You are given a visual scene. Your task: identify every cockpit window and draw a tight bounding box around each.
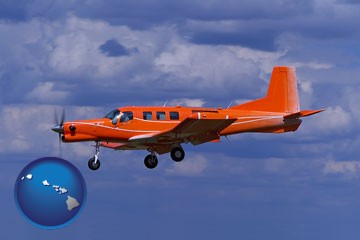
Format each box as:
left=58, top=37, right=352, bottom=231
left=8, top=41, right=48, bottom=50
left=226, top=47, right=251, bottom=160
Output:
left=120, top=111, right=133, bottom=122
left=104, top=109, right=120, bottom=125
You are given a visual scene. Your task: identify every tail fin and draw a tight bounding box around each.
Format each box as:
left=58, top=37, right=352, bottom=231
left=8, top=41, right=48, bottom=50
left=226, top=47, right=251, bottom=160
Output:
left=231, top=66, right=300, bottom=113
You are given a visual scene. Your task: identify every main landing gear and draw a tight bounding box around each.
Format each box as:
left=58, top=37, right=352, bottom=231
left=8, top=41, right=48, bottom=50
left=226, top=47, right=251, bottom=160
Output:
left=144, top=154, right=158, bottom=169
left=143, top=146, right=185, bottom=169
left=88, top=141, right=101, bottom=171
left=170, top=147, right=185, bottom=162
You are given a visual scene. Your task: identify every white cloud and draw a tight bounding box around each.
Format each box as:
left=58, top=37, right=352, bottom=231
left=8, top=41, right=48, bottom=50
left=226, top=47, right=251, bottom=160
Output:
left=47, top=16, right=136, bottom=79
left=299, top=80, right=313, bottom=95
left=167, top=98, right=205, bottom=107
left=0, top=15, right=356, bottom=172
left=290, top=61, right=333, bottom=70
left=0, top=15, right=292, bottom=107
left=165, top=154, right=207, bottom=176
left=233, top=99, right=253, bottom=105
left=154, top=43, right=283, bottom=91
left=323, top=160, right=360, bottom=178
left=300, top=106, right=351, bottom=135
left=0, top=104, right=104, bottom=154
left=26, top=82, right=69, bottom=103
left=345, top=87, right=360, bottom=126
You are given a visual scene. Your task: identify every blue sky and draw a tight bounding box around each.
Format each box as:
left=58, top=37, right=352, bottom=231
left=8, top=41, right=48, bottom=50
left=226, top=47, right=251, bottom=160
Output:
left=1, top=0, right=360, bottom=239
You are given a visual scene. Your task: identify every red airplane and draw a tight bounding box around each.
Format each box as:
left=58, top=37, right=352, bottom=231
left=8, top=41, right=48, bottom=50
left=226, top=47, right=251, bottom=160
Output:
left=52, top=66, right=324, bottom=170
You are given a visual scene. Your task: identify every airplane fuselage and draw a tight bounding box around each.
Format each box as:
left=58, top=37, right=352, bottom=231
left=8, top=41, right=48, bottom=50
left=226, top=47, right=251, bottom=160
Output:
left=62, top=106, right=301, bottom=144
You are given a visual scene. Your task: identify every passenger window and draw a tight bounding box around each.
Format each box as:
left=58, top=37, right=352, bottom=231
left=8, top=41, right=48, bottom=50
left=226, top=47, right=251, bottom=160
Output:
left=170, top=111, right=179, bottom=120
left=156, top=112, right=166, bottom=120
left=120, top=111, right=133, bottom=122
left=143, top=112, right=152, bottom=120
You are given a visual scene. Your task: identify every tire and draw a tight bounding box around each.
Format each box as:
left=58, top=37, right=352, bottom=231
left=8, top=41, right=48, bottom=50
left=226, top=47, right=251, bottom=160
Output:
left=88, top=157, right=101, bottom=170
left=171, top=147, right=185, bottom=162
left=144, top=154, right=158, bottom=169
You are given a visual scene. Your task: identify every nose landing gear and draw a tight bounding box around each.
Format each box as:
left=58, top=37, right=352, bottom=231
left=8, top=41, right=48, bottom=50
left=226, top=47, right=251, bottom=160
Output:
left=88, top=141, right=101, bottom=171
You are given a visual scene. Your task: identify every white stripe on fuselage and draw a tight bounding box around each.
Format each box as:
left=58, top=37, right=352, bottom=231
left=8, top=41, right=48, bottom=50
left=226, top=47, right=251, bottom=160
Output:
left=232, top=116, right=283, bottom=125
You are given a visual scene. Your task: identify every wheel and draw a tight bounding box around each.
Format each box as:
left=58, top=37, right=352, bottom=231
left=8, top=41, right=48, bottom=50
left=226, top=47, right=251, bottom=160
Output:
left=88, top=157, right=101, bottom=170
left=144, top=154, right=158, bottom=169
left=170, top=147, right=185, bottom=162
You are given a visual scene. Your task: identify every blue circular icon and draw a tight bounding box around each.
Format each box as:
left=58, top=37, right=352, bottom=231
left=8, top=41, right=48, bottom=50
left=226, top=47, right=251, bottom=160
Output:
left=14, top=157, right=87, bottom=229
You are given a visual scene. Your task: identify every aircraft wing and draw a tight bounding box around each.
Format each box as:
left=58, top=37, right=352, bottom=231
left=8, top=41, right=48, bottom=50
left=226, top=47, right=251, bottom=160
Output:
left=100, top=112, right=237, bottom=152
left=169, top=112, right=237, bottom=145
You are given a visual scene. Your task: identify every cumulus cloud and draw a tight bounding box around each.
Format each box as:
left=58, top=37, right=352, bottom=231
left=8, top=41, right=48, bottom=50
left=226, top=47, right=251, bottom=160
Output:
left=26, top=82, right=69, bottom=103
left=0, top=15, right=293, bottom=108
left=154, top=42, right=284, bottom=99
left=345, top=87, right=360, bottom=126
left=0, top=104, right=104, bottom=155
left=167, top=98, right=205, bottom=107
left=0, top=7, right=358, bottom=176
left=299, top=106, right=351, bottom=136
left=299, top=80, right=313, bottom=95
left=323, top=160, right=360, bottom=178
left=290, top=61, right=333, bottom=70
left=165, top=154, right=207, bottom=176
left=0, top=15, right=293, bottom=159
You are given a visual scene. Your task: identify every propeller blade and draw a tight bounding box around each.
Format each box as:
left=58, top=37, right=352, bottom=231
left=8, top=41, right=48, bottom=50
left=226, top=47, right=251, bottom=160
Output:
left=53, top=108, right=66, bottom=158
left=60, top=108, right=65, bottom=126
left=54, top=108, right=66, bottom=127
left=54, top=110, right=59, bottom=126
left=58, top=134, right=62, bottom=157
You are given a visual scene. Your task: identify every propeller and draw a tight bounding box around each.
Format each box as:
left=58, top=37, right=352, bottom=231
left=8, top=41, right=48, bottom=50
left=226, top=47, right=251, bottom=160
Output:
left=52, top=109, right=65, bottom=157
left=52, top=109, right=65, bottom=135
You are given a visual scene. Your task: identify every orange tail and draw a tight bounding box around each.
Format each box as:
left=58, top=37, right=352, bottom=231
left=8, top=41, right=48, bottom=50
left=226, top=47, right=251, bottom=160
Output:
left=231, top=66, right=300, bottom=113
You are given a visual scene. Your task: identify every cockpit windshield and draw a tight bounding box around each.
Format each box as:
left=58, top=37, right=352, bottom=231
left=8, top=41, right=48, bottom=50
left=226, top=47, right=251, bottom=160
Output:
left=104, top=109, right=120, bottom=125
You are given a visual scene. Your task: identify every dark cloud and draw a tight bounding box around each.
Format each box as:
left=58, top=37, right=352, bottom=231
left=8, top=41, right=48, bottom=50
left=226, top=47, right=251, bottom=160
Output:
left=99, top=39, right=138, bottom=57
left=74, top=0, right=314, bottom=26
left=99, top=39, right=130, bottom=57
left=336, top=0, right=360, bottom=4
left=190, top=31, right=278, bottom=51
left=0, top=0, right=314, bottom=24
left=1, top=0, right=359, bottom=52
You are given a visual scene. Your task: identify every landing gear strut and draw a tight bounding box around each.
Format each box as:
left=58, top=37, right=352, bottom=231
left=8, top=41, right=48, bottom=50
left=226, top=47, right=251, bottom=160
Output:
left=88, top=141, right=101, bottom=170
left=144, top=153, right=158, bottom=169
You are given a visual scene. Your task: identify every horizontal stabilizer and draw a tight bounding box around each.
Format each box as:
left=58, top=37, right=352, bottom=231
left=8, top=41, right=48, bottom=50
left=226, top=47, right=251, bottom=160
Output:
left=284, top=109, right=325, bottom=119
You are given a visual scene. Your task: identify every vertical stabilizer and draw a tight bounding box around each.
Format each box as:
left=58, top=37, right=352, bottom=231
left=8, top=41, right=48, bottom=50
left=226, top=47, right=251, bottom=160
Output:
left=231, top=66, right=300, bottom=113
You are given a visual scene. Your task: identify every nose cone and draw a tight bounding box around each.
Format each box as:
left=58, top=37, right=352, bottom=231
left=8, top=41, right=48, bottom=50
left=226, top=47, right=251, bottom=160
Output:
left=52, top=125, right=64, bottom=134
